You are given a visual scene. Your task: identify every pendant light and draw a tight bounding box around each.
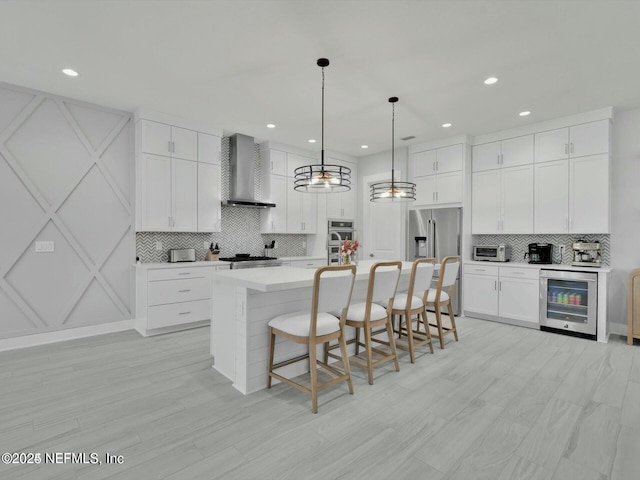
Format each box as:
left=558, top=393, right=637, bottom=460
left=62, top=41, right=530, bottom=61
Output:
left=294, top=58, right=351, bottom=192
left=370, top=97, right=416, bottom=202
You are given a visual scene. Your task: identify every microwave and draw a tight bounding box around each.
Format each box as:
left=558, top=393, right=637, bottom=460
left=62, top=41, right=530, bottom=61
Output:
left=473, top=245, right=511, bottom=262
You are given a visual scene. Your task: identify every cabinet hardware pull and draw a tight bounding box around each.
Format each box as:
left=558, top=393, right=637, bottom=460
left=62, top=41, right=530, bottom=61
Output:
left=499, top=281, right=502, bottom=291
left=271, top=161, right=273, bottom=171
left=513, top=272, right=524, bottom=275
left=565, top=143, right=568, bottom=154
left=178, top=289, right=191, bottom=292
left=178, top=272, right=191, bottom=275
left=178, top=311, right=191, bottom=315
left=168, top=141, right=171, bottom=153
left=476, top=268, right=486, bottom=271
left=172, top=141, right=176, bottom=153
left=570, top=142, right=574, bottom=154
left=494, top=280, right=497, bottom=290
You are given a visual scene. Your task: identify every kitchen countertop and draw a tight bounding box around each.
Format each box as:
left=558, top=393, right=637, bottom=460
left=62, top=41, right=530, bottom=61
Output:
left=134, top=261, right=231, bottom=269
left=464, top=260, right=612, bottom=273
left=278, top=256, right=326, bottom=261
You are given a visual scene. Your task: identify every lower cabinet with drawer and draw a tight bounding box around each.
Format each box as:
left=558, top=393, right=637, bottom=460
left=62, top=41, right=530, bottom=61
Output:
left=463, top=263, right=539, bottom=328
left=289, top=258, right=327, bottom=269
left=135, top=263, right=230, bottom=336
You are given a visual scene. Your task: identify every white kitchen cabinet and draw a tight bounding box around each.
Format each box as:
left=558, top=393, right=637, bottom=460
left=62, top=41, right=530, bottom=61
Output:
left=472, top=135, right=533, bottom=172
left=139, top=154, right=197, bottom=231
left=286, top=177, right=317, bottom=233
left=135, top=263, right=230, bottom=336
left=198, top=133, right=221, bottom=165
left=535, top=154, right=609, bottom=233
left=290, top=258, right=327, bottom=269
left=197, top=163, right=221, bottom=232
left=266, top=149, right=287, bottom=176
left=534, top=119, right=610, bottom=163
left=472, top=165, right=533, bottom=234
left=140, top=120, right=197, bottom=161
left=261, top=174, right=287, bottom=233
left=464, top=264, right=539, bottom=327
left=326, top=159, right=357, bottom=219
left=410, top=144, right=463, bottom=208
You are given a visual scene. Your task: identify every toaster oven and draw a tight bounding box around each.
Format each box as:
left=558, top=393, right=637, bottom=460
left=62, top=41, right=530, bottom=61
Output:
left=473, top=245, right=511, bottom=262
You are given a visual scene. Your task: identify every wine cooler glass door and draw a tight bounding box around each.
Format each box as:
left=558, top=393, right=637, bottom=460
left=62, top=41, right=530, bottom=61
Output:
left=540, top=270, right=597, bottom=336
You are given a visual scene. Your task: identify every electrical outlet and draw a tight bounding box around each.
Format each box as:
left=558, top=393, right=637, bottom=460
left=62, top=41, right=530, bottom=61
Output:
left=35, top=241, right=54, bottom=252
left=204, top=241, right=210, bottom=249
left=302, top=240, right=306, bottom=248
left=155, top=241, right=162, bottom=251
left=559, top=245, right=565, bottom=258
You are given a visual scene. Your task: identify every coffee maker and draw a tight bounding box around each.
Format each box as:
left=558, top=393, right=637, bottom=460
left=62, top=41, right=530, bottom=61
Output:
left=571, top=241, right=602, bottom=267
left=526, top=243, right=553, bottom=264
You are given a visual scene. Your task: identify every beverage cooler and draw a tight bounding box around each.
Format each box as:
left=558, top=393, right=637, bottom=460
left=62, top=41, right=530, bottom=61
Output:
left=540, top=269, right=598, bottom=338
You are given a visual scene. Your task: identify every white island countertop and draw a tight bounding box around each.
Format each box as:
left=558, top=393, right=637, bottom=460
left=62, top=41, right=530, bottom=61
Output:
left=464, top=260, right=612, bottom=273
left=212, top=260, right=419, bottom=293
left=135, top=260, right=231, bottom=269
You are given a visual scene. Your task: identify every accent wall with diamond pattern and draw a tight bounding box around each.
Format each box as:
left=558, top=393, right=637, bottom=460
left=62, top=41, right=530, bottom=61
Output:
left=0, top=83, right=134, bottom=339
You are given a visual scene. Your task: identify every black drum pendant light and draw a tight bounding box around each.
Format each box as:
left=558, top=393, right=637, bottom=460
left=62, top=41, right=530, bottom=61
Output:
left=294, top=58, right=351, bottom=192
left=370, top=97, right=416, bottom=202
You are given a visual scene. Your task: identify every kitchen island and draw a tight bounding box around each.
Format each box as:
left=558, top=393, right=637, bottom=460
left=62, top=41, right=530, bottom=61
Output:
left=210, top=261, right=421, bottom=394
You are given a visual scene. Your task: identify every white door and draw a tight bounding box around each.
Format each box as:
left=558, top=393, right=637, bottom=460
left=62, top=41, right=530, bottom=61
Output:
left=301, top=192, right=317, bottom=234
left=472, top=141, right=501, bottom=172
left=269, top=175, right=288, bottom=233
left=570, top=155, right=609, bottom=233
left=501, top=135, right=534, bottom=168
left=411, top=149, right=437, bottom=177
left=171, top=158, right=198, bottom=231
left=341, top=187, right=357, bottom=220
left=570, top=120, right=610, bottom=158
left=287, top=177, right=304, bottom=233
left=463, top=273, right=499, bottom=316
left=414, top=175, right=437, bottom=207
left=170, top=126, right=198, bottom=161
left=197, top=133, right=221, bottom=165
left=535, top=127, right=569, bottom=163
left=141, top=120, right=171, bottom=157
left=471, top=170, right=500, bottom=234
left=501, top=165, right=534, bottom=233
left=535, top=159, right=569, bottom=233
left=498, top=277, right=539, bottom=324
left=197, top=163, right=221, bottom=232
left=435, top=171, right=462, bottom=204
left=363, top=173, right=405, bottom=261
left=436, top=144, right=463, bottom=173
left=142, top=154, right=171, bottom=230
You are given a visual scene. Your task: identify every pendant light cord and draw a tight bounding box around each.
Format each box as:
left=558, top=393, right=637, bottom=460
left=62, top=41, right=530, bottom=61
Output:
left=391, top=100, right=395, bottom=188
left=321, top=66, right=325, bottom=170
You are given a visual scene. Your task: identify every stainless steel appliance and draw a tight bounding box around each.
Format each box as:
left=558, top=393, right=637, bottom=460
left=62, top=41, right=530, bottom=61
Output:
left=571, top=241, right=602, bottom=267
left=327, top=219, right=356, bottom=265
left=407, top=208, right=461, bottom=314
left=169, top=248, right=196, bottom=263
left=525, top=243, right=553, bottom=264
left=540, top=269, right=597, bottom=338
left=218, top=255, right=283, bottom=269
left=473, top=244, right=511, bottom=262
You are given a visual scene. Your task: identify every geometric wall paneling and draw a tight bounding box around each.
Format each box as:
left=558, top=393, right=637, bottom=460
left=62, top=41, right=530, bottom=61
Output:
left=0, top=285, right=38, bottom=334
left=5, top=220, right=91, bottom=327
left=0, top=86, right=35, bottom=133
left=100, top=227, right=134, bottom=311
left=0, top=83, right=134, bottom=339
left=0, top=151, right=46, bottom=273
left=4, top=97, right=93, bottom=207
left=64, top=278, right=126, bottom=326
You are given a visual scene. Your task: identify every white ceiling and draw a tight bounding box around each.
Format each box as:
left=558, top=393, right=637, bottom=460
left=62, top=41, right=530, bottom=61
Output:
left=1, top=0, right=639, bottom=157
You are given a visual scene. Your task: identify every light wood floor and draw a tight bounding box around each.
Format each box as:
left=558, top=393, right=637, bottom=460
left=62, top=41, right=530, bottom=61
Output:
left=1, top=316, right=639, bottom=480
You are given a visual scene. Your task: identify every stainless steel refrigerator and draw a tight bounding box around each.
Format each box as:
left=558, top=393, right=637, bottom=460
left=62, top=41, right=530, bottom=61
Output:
left=407, top=207, right=461, bottom=315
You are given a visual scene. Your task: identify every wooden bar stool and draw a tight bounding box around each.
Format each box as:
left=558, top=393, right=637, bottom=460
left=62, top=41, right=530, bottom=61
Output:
left=327, top=261, right=402, bottom=385
left=426, top=256, right=461, bottom=349
left=391, top=258, right=436, bottom=363
left=267, top=265, right=357, bottom=414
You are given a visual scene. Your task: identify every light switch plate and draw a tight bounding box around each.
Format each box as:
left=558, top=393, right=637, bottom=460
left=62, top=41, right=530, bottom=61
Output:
left=35, top=241, right=54, bottom=252
left=155, top=241, right=162, bottom=251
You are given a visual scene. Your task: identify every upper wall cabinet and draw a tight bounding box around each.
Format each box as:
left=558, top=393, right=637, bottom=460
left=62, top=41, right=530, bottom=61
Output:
left=535, top=119, right=610, bottom=163
left=472, top=135, right=534, bottom=172
left=136, top=114, right=222, bottom=232
left=325, top=157, right=357, bottom=220
left=141, top=120, right=198, bottom=161
left=410, top=143, right=463, bottom=208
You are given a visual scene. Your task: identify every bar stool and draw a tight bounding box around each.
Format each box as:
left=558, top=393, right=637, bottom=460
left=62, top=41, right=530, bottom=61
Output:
left=391, top=258, right=436, bottom=363
left=327, top=261, right=402, bottom=385
left=267, top=265, right=357, bottom=414
left=426, top=256, right=461, bottom=349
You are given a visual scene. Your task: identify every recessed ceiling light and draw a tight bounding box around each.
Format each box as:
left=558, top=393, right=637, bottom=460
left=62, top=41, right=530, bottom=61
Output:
left=519, top=111, right=531, bottom=117
left=266, top=123, right=276, bottom=128
left=361, top=145, right=369, bottom=149
left=442, top=123, right=452, bottom=128
left=308, top=139, right=316, bottom=143
left=62, top=68, right=79, bottom=77
left=484, top=76, right=498, bottom=85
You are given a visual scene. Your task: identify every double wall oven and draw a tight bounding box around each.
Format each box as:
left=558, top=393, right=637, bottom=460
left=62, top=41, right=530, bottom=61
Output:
left=540, top=269, right=598, bottom=338
left=327, top=219, right=356, bottom=266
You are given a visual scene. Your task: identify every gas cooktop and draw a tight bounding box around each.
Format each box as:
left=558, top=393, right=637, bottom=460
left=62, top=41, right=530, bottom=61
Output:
left=219, top=256, right=278, bottom=262
left=219, top=256, right=282, bottom=269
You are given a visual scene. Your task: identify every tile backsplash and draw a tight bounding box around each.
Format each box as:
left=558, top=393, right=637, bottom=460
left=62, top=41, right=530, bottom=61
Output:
left=136, top=137, right=306, bottom=263
left=473, top=234, right=610, bottom=265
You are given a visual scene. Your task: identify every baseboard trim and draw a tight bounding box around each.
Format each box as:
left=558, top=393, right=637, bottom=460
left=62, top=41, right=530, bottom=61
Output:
left=0, top=320, right=136, bottom=352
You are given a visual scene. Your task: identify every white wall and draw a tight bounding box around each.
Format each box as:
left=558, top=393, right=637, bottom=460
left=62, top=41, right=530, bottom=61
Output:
left=0, top=83, right=134, bottom=339
left=609, top=108, right=640, bottom=329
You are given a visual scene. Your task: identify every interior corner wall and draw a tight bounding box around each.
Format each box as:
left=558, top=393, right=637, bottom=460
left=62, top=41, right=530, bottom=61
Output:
left=0, top=83, right=134, bottom=339
left=609, top=107, right=640, bottom=328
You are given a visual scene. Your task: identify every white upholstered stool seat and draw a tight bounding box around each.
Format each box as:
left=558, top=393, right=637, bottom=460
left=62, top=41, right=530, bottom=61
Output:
left=426, top=289, right=449, bottom=303
left=426, top=256, right=461, bottom=349
left=391, top=293, right=424, bottom=311
left=335, top=302, right=388, bottom=322
left=267, top=265, right=357, bottom=414
left=269, top=311, right=340, bottom=337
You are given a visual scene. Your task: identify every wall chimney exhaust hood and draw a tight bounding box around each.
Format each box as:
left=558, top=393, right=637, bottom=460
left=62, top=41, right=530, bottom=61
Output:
left=222, top=133, right=275, bottom=208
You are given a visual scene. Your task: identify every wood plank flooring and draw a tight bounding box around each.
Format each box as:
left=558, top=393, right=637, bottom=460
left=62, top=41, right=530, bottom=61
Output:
left=0, top=316, right=638, bottom=480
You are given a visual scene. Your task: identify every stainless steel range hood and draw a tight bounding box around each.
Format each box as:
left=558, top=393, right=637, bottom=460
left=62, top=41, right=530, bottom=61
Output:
left=222, top=133, right=275, bottom=208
